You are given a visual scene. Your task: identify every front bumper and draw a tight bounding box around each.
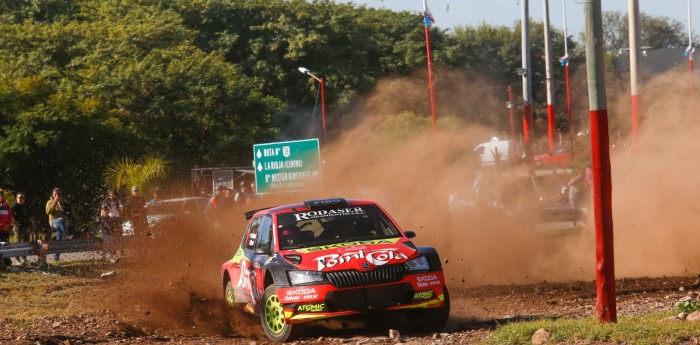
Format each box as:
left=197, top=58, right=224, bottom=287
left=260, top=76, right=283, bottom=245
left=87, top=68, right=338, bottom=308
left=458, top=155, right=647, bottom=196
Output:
left=276, top=271, right=447, bottom=323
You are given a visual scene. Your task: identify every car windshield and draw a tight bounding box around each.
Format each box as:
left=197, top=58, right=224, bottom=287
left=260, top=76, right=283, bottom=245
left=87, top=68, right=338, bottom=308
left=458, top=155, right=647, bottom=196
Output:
left=275, top=204, right=401, bottom=249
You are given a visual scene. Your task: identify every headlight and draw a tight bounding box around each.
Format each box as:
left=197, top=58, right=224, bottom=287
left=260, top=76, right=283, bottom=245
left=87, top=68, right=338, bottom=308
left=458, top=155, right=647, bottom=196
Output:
left=406, top=256, right=430, bottom=271
left=288, top=270, right=325, bottom=285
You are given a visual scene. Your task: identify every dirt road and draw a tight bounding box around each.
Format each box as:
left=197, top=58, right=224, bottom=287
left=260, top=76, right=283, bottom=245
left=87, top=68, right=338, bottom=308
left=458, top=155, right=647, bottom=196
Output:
left=2, top=268, right=697, bottom=344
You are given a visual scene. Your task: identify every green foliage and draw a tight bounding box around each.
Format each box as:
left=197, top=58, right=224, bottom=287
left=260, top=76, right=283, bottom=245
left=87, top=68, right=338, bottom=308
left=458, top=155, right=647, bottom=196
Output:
left=486, top=313, right=700, bottom=345
left=375, top=111, right=462, bottom=142
left=0, top=0, right=693, bottom=229
left=677, top=300, right=700, bottom=314
left=102, top=155, right=169, bottom=194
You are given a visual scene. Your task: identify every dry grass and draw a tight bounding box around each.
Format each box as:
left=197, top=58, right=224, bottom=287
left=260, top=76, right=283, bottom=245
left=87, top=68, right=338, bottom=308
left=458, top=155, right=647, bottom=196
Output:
left=0, top=260, right=113, bottom=327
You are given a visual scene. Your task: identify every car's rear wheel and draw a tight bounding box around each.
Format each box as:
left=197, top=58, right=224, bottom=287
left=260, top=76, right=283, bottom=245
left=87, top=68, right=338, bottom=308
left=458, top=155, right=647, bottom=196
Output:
left=260, top=285, right=298, bottom=342
left=404, top=286, right=450, bottom=333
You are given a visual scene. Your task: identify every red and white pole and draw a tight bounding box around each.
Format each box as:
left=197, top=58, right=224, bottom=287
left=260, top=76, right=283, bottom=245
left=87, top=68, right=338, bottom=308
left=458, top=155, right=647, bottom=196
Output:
left=320, top=77, right=327, bottom=140
left=543, top=0, right=555, bottom=151
left=423, top=1, right=437, bottom=134
left=585, top=0, right=617, bottom=323
left=628, top=0, right=641, bottom=146
left=561, top=0, right=574, bottom=151
left=521, top=0, right=534, bottom=152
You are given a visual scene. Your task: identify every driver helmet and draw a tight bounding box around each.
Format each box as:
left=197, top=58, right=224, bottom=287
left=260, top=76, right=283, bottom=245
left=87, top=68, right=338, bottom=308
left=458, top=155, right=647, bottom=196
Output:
left=279, top=224, right=300, bottom=246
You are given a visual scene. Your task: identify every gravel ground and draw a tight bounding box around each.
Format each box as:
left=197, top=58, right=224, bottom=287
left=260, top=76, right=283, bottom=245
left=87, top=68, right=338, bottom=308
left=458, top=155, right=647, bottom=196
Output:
left=2, top=269, right=699, bottom=345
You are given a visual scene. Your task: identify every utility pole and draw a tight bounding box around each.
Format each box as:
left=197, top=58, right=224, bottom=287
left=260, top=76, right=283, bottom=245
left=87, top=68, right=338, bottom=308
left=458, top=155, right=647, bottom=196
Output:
left=521, top=0, right=534, bottom=155
left=628, top=0, right=641, bottom=146
left=585, top=0, right=617, bottom=323
left=688, top=0, right=695, bottom=127
left=543, top=0, right=555, bottom=151
left=561, top=0, right=574, bottom=151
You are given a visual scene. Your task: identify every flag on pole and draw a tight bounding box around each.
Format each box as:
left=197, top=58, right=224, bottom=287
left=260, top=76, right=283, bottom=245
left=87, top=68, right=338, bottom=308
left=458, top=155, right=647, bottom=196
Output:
left=559, top=53, right=569, bottom=67
left=684, top=45, right=695, bottom=57
left=423, top=0, right=435, bottom=27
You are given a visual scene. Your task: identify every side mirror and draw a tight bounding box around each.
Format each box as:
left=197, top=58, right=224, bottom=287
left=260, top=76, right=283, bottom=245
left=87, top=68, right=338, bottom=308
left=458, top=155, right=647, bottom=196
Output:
left=404, top=230, right=416, bottom=239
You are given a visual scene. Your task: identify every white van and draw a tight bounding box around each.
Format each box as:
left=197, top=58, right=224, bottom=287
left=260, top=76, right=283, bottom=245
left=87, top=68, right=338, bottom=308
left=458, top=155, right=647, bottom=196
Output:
left=473, top=137, right=517, bottom=166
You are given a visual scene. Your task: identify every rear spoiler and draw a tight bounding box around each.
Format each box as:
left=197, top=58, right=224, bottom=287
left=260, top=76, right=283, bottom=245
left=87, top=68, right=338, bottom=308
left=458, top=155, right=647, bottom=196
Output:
left=244, top=207, right=272, bottom=221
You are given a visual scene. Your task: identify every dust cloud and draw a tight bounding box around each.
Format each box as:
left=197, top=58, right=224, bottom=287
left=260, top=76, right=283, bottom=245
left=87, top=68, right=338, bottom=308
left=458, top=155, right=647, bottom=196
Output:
left=102, top=67, right=699, bottom=333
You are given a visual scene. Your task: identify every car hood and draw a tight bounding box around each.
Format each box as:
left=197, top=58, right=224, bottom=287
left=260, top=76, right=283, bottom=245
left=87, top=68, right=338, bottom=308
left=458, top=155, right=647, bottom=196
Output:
left=280, top=238, right=419, bottom=272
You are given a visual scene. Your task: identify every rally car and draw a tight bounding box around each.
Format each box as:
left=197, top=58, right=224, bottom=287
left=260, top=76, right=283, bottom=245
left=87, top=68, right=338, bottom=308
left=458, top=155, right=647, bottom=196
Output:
left=220, top=198, right=449, bottom=342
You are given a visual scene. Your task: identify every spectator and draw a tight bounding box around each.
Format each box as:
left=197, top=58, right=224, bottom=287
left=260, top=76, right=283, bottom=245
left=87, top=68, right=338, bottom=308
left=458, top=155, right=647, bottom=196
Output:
left=249, top=182, right=260, bottom=201
left=46, top=187, right=69, bottom=261
left=234, top=181, right=252, bottom=205
left=210, top=185, right=226, bottom=209
left=219, top=188, right=235, bottom=211
left=97, top=205, right=119, bottom=260
left=124, top=186, right=147, bottom=236
left=146, top=190, right=160, bottom=208
left=11, top=192, right=33, bottom=264
left=0, top=189, right=13, bottom=244
left=566, top=171, right=585, bottom=209
left=101, top=189, right=123, bottom=222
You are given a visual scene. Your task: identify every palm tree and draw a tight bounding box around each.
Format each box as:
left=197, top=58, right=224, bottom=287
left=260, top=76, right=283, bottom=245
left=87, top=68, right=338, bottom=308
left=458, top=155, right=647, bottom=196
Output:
left=102, top=156, right=169, bottom=194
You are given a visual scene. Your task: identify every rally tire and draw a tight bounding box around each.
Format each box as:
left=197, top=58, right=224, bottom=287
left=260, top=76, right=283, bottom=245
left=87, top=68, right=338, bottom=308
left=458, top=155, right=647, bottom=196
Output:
left=404, top=286, right=450, bottom=333
left=224, top=280, right=236, bottom=308
left=260, top=285, right=298, bottom=342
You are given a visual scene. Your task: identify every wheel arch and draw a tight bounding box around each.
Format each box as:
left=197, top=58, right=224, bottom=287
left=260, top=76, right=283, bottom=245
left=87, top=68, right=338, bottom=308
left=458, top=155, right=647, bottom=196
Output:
left=417, top=246, right=443, bottom=271
left=222, top=270, right=232, bottom=291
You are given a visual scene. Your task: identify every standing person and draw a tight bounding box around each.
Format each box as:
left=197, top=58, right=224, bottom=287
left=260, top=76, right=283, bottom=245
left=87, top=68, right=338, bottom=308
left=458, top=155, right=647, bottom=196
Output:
left=210, top=185, right=226, bottom=209
left=566, top=172, right=583, bottom=209
left=11, top=192, right=33, bottom=264
left=46, top=188, right=69, bottom=261
left=124, top=186, right=147, bottom=236
left=234, top=181, right=251, bottom=205
left=0, top=189, right=13, bottom=244
left=249, top=182, right=259, bottom=201
left=219, top=188, right=235, bottom=211
left=146, top=190, right=160, bottom=208
left=97, top=206, right=119, bottom=260
left=101, top=189, right=123, bottom=222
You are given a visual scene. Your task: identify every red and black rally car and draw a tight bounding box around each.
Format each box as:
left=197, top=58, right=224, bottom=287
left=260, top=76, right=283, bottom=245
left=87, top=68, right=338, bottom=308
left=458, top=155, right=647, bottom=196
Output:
left=220, top=198, right=449, bottom=342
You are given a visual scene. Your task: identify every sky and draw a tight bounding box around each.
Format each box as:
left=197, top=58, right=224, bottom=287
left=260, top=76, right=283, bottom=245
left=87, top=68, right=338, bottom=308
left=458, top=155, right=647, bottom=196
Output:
left=335, top=0, right=697, bottom=38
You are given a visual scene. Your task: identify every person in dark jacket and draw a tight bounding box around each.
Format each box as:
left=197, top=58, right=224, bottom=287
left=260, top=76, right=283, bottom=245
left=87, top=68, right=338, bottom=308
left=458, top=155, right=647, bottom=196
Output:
left=123, top=186, right=147, bottom=236
left=12, top=192, right=33, bottom=264
left=0, top=189, right=13, bottom=244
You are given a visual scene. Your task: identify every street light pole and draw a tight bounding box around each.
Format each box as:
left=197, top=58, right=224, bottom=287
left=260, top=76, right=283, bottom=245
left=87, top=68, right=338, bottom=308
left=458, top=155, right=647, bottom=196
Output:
left=298, top=67, right=326, bottom=140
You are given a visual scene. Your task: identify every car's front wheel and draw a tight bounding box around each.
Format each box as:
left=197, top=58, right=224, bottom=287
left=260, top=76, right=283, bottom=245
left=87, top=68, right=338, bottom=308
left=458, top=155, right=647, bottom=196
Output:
left=404, top=286, right=450, bottom=333
left=224, top=280, right=236, bottom=308
left=260, top=285, right=298, bottom=342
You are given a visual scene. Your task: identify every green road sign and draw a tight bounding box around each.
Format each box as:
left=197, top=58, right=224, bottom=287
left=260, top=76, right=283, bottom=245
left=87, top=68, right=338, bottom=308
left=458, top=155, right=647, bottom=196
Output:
left=253, top=139, right=322, bottom=194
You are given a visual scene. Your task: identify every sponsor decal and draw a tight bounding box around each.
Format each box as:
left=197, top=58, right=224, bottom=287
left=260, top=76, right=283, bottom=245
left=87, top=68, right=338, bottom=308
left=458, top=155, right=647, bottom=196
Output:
left=281, top=287, right=320, bottom=302
left=293, top=207, right=366, bottom=221
left=296, top=239, right=399, bottom=253
left=296, top=303, right=326, bottom=313
left=231, top=248, right=244, bottom=263
left=236, top=260, right=252, bottom=290
left=416, top=273, right=443, bottom=288
left=315, top=248, right=408, bottom=270
left=413, top=290, right=435, bottom=301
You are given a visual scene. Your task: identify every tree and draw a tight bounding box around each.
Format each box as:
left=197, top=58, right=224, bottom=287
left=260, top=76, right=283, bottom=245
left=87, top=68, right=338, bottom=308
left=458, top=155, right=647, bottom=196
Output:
left=598, top=11, right=690, bottom=75
left=103, top=156, right=169, bottom=195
